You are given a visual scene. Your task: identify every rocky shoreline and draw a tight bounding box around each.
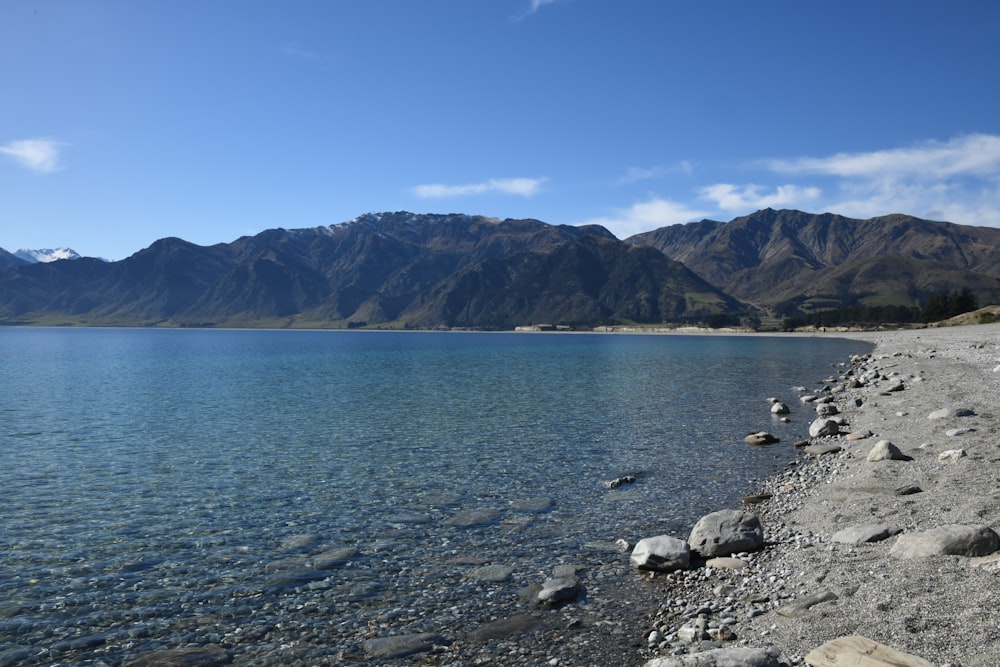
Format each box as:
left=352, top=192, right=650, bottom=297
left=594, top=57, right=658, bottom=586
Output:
left=633, top=322, right=1000, bottom=667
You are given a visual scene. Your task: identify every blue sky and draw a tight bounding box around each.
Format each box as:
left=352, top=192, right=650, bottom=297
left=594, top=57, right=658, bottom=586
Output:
left=3, top=1, right=1000, bottom=260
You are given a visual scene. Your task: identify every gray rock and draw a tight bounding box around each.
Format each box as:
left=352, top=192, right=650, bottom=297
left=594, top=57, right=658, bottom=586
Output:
left=928, top=407, right=976, bottom=419
left=642, top=647, right=781, bottom=667
left=816, top=402, right=840, bottom=417
left=604, top=475, right=637, bottom=488
left=537, top=576, right=581, bottom=604
left=945, top=427, right=975, bottom=436
left=809, top=418, right=841, bottom=438
left=831, top=524, right=900, bottom=545
left=890, top=524, right=1000, bottom=559
left=805, top=636, right=933, bottom=667
left=631, top=535, right=691, bottom=572
left=744, top=431, right=779, bottom=445
left=845, top=429, right=873, bottom=441
left=688, top=509, right=764, bottom=558
left=770, top=401, right=790, bottom=415
left=866, top=439, right=908, bottom=462
left=364, top=633, right=442, bottom=659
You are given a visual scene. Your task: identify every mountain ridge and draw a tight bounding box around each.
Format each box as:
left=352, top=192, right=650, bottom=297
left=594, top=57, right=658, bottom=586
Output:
left=3, top=209, right=999, bottom=329
left=625, top=208, right=1000, bottom=314
left=0, top=212, right=742, bottom=329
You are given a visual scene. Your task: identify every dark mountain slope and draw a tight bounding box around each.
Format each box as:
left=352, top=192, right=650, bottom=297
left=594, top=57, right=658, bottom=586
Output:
left=0, top=212, right=744, bottom=329
left=0, top=249, right=28, bottom=272
left=398, top=235, right=743, bottom=329
left=627, top=209, right=1000, bottom=312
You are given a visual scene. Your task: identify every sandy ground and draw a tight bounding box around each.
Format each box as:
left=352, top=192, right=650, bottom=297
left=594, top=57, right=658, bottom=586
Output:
left=639, top=322, right=1000, bottom=667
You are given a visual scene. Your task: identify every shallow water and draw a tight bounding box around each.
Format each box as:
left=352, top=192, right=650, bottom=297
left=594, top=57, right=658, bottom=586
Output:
left=0, top=328, right=870, bottom=664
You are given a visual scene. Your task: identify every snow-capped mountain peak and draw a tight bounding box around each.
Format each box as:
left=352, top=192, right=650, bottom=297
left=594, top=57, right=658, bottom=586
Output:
left=14, top=247, right=82, bottom=263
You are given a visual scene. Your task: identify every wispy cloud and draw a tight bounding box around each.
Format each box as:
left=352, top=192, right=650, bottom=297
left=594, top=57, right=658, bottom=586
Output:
left=699, top=183, right=821, bottom=212
left=412, top=177, right=546, bottom=198
left=767, top=134, right=1000, bottom=179
left=615, top=162, right=693, bottom=186
left=279, top=41, right=333, bottom=67
left=0, top=138, right=66, bottom=174
left=579, top=197, right=710, bottom=239
left=514, top=0, right=562, bottom=21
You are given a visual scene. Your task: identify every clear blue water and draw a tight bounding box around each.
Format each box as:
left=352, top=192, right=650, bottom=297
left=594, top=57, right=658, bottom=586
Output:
left=0, top=328, right=870, bottom=664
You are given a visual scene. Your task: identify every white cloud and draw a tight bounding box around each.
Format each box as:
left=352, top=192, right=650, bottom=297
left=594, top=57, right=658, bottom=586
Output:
left=0, top=138, right=66, bottom=174
left=699, top=183, right=821, bottom=212
left=767, top=134, right=1000, bottom=179
left=412, top=177, right=546, bottom=198
left=578, top=197, right=710, bottom=239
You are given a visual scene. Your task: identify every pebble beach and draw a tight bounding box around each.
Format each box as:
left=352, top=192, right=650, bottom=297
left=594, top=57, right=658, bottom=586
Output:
left=636, top=322, right=1000, bottom=667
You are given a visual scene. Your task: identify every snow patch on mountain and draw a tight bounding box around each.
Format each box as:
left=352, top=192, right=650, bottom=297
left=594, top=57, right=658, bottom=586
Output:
left=14, top=248, right=82, bottom=263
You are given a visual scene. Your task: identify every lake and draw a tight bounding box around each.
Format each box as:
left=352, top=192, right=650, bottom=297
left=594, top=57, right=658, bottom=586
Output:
left=0, top=328, right=870, bottom=665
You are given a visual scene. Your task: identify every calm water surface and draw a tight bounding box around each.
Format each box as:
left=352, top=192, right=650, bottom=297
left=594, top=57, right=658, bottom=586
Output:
left=0, top=328, right=870, bottom=664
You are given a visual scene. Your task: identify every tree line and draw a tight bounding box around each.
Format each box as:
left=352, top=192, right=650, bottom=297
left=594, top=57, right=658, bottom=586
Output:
left=782, top=288, right=980, bottom=329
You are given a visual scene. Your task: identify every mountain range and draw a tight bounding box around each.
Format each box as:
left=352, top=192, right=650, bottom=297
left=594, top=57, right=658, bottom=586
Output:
left=2, top=209, right=999, bottom=329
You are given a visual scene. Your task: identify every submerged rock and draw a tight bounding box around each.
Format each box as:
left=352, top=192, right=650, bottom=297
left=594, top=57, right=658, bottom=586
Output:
left=537, top=576, right=581, bottom=604
left=364, top=633, right=443, bottom=659
left=744, top=431, right=779, bottom=446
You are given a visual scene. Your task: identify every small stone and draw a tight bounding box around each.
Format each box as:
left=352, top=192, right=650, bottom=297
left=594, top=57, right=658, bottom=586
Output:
left=938, top=449, right=967, bottom=463
left=604, top=475, right=637, bottom=489
left=803, top=443, right=841, bottom=456
left=845, top=429, right=873, bottom=441
left=866, top=440, right=908, bottom=462
left=944, top=428, right=974, bottom=437
left=928, top=407, right=976, bottom=419
left=704, top=556, right=747, bottom=570
left=776, top=589, right=838, bottom=618
left=770, top=402, right=790, bottom=415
